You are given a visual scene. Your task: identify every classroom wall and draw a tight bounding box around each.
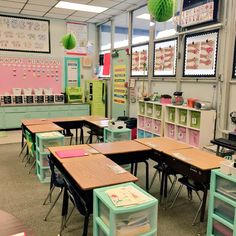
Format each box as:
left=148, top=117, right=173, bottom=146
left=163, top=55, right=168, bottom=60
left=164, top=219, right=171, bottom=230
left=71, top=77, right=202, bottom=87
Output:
left=0, top=15, right=96, bottom=92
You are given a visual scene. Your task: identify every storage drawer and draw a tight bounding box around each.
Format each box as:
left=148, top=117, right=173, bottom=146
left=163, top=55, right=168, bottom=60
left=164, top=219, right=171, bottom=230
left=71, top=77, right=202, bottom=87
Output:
left=138, top=116, right=145, bottom=129
left=36, top=149, right=49, bottom=167
left=137, top=129, right=145, bottom=138
left=146, top=103, right=153, bottom=117
left=154, top=104, right=162, bottom=119
left=144, top=117, right=152, bottom=132
left=189, top=129, right=200, bottom=147
left=168, top=107, right=175, bottom=122
left=177, top=126, right=187, bottom=142
left=153, top=119, right=161, bottom=135
left=139, top=102, right=145, bottom=115
left=166, top=123, right=175, bottom=139
left=36, top=164, right=51, bottom=183
left=178, top=109, right=187, bottom=126
left=190, top=111, right=201, bottom=129
left=144, top=131, right=153, bottom=138
left=216, top=176, right=236, bottom=201
left=213, top=220, right=233, bottom=236
left=214, top=197, right=235, bottom=224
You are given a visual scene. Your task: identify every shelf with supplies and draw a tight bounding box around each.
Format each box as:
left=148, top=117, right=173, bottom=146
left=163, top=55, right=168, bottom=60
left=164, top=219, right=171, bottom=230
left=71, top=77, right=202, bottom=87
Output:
left=93, top=182, right=158, bottom=236
left=0, top=103, right=90, bottom=129
left=207, top=169, right=236, bottom=236
left=104, top=128, right=131, bottom=143
left=137, top=100, right=216, bottom=148
left=35, top=131, right=64, bottom=183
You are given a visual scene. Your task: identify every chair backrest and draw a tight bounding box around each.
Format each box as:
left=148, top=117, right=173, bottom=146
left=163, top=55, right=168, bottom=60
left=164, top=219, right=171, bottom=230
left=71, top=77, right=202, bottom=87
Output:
left=63, top=177, right=92, bottom=216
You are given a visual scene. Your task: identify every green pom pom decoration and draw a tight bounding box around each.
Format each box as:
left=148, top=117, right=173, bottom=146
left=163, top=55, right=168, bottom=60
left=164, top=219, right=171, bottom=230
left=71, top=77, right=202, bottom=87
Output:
left=61, top=33, right=77, bottom=50
left=148, top=0, right=175, bottom=22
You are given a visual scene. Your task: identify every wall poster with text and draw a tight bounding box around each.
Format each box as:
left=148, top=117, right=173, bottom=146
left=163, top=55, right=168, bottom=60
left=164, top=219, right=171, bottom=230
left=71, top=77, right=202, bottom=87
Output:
left=184, top=30, right=219, bottom=77
left=153, top=39, right=177, bottom=77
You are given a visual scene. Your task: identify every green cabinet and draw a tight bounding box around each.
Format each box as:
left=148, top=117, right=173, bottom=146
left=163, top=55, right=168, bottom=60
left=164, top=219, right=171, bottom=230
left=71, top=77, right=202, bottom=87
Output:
left=0, top=104, right=90, bottom=129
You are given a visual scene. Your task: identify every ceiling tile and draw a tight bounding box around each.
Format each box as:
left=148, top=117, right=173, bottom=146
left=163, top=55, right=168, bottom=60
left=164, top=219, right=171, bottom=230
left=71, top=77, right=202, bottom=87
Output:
left=27, top=0, right=58, bottom=6
left=0, top=7, right=20, bottom=14
left=87, top=18, right=99, bottom=23
left=114, top=2, right=134, bottom=10
left=66, top=16, right=89, bottom=22
left=71, top=11, right=98, bottom=18
left=125, top=0, right=140, bottom=3
left=23, top=4, right=51, bottom=12
left=65, top=0, right=91, bottom=3
left=0, top=0, right=25, bottom=9
left=44, top=13, right=67, bottom=19
left=103, top=8, right=123, bottom=16
left=89, top=0, right=118, bottom=8
left=48, top=7, right=75, bottom=15
left=93, top=13, right=111, bottom=20
left=8, top=0, right=27, bottom=2
left=20, top=10, right=45, bottom=17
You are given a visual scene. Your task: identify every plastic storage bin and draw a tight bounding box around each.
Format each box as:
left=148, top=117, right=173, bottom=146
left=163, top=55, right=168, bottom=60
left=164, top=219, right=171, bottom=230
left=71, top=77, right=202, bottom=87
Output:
left=177, top=126, right=187, bottom=142
left=216, top=176, right=236, bottom=201
left=144, top=131, right=153, bottom=138
left=153, top=119, right=161, bottom=136
left=104, top=128, right=131, bottom=143
left=189, top=129, right=200, bottom=147
left=178, top=109, right=187, bottom=126
left=213, top=220, right=233, bottom=236
left=139, top=102, right=145, bottom=115
left=138, top=116, right=145, bottom=129
left=137, top=129, right=145, bottom=138
left=146, top=103, right=153, bottom=117
left=190, top=111, right=201, bottom=129
left=154, top=104, right=162, bottom=119
left=93, top=182, right=158, bottom=236
left=168, top=107, right=175, bottom=122
left=36, top=149, right=49, bottom=167
left=145, top=117, right=152, bottom=132
left=36, top=163, right=51, bottom=183
left=166, top=124, right=175, bottom=139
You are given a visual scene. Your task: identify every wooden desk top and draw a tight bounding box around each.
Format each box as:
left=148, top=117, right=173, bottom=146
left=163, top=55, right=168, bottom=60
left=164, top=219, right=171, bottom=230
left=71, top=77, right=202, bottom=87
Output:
left=21, top=118, right=52, bottom=126
left=135, top=137, right=192, bottom=153
left=82, top=115, right=109, bottom=121
left=90, top=140, right=152, bottom=155
left=165, top=148, right=223, bottom=170
left=63, top=155, right=138, bottom=190
left=48, top=117, right=84, bottom=122
left=86, top=119, right=109, bottom=128
left=26, top=123, right=64, bottom=134
left=48, top=144, right=100, bottom=163
left=0, top=210, right=34, bottom=236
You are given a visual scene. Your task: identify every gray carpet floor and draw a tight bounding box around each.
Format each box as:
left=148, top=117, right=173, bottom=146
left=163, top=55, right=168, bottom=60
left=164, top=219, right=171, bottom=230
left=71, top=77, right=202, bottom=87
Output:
left=0, top=142, right=208, bottom=236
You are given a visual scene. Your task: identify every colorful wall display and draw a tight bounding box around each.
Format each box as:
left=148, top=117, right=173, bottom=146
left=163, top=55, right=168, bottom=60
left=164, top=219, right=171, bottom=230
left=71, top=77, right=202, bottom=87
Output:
left=113, top=65, right=127, bottom=104
left=66, top=22, right=87, bottom=55
left=153, top=39, right=177, bottom=76
left=0, top=56, right=62, bottom=94
left=131, top=44, right=149, bottom=76
left=0, top=15, right=50, bottom=53
left=184, top=30, right=219, bottom=77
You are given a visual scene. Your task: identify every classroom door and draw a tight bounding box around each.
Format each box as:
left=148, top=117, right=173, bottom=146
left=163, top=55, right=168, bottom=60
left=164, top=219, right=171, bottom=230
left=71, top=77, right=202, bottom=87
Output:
left=112, top=49, right=129, bottom=119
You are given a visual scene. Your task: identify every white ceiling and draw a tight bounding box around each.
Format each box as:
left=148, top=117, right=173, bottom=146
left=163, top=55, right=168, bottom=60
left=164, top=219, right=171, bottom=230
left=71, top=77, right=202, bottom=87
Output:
left=0, top=0, right=146, bottom=24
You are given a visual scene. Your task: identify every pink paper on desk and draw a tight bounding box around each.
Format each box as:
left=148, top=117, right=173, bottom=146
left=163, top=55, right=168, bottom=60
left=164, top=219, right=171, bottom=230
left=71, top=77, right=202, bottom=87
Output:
left=56, top=149, right=88, bottom=158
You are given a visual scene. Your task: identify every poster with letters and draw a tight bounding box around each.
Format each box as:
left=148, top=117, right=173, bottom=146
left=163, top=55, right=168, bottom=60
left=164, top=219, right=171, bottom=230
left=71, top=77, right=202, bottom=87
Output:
left=184, top=30, right=218, bottom=77
left=0, top=15, right=50, bottom=53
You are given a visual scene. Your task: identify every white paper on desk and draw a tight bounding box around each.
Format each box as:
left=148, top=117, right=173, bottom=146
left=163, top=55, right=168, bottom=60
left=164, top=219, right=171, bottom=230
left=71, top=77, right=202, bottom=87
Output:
left=173, top=152, right=191, bottom=161
left=107, top=164, right=127, bottom=174
left=146, top=142, right=157, bottom=148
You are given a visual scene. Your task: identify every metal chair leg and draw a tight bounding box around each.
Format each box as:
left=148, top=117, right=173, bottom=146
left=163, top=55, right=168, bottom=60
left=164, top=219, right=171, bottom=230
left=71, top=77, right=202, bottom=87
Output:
left=149, top=169, right=159, bottom=190
left=19, top=142, right=27, bottom=158
left=44, top=188, right=63, bottom=221
left=43, top=185, right=55, bottom=205
left=166, top=175, right=177, bottom=203
left=169, top=184, right=183, bottom=208
left=59, top=206, right=75, bottom=234
left=192, top=196, right=203, bottom=226
left=28, top=159, right=36, bottom=174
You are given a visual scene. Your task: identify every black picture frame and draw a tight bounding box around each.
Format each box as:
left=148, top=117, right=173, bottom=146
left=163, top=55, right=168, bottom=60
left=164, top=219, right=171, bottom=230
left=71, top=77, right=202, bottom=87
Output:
left=153, top=38, right=178, bottom=77
left=183, top=29, right=219, bottom=77
left=0, top=14, right=50, bottom=53
left=131, top=43, right=149, bottom=77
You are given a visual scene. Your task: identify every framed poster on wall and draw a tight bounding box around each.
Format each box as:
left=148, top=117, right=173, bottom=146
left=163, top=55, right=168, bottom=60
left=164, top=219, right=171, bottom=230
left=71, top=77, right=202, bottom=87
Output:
left=153, top=39, right=177, bottom=77
left=183, top=30, right=219, bottom=77
left=0, top=15, right=50, bottom=53
left=131, top=43, right=149, bottom=77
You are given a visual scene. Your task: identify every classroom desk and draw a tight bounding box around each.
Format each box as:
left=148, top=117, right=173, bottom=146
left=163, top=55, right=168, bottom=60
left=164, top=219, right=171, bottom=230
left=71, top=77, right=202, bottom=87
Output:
left=26, top=123, right=64, bottom=134
left=0, top=209, right=34, bottom=236
left=89, top=140, right=152, bottom=191
left=162, top=148, right=222, bottom=234
left=211, top=138, right=236, bottom=155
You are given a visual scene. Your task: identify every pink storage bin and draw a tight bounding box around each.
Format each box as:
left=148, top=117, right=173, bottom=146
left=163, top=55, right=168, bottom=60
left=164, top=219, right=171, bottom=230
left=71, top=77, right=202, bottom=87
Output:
left=189, top=129, right=200, bottom=147
left=166, top=124, right=175, bottom=139
left=138, top=116, right=144, bottom=129
left=177, top=126, right=187, bottom=142
left=153, top=120, right=161, bottom=135
left=160, top=98, right=172, bottom=104
left=145, top=117, right=152, bottom=132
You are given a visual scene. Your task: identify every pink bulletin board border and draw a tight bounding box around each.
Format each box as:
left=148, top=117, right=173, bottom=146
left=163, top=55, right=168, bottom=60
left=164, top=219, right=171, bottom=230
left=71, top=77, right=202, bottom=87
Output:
left=0, top=56, right=62, bottom=94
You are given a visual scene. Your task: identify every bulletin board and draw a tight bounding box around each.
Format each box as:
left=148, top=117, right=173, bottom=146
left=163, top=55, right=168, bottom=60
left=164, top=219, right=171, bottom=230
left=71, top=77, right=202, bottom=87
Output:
left=0, top=15, right=50, bottom=53
left=153, top=39, right=177, bottom=77
left=0, top=56, right=62, bottom=94
left=131, top=43, right=149, bottom=77
left=183, top=30, right=219, bottom=77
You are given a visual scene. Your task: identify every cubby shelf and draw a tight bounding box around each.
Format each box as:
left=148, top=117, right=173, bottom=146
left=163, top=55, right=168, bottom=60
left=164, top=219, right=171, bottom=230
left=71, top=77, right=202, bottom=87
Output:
left=137, top=101, right=216, bottom=148
left=207, top=169, right=236, bottom=236
left=35, top=131, right=64, bottom=183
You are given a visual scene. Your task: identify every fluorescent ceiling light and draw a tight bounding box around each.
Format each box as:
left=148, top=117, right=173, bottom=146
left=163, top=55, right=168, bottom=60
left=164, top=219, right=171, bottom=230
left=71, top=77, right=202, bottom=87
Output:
left=55, top=1, right=108, bottom=13
left=136, top=13, right=150, bottom=20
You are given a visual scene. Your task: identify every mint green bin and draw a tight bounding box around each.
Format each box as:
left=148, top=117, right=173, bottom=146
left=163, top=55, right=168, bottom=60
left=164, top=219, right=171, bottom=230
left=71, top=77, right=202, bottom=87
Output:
left=93, top=182, right=158, bottom=236
left=190, top=111, right=201, bottom=129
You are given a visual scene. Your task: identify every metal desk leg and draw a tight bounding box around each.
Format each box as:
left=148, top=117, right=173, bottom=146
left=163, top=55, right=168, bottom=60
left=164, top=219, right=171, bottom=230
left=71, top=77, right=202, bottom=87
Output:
left=198, top=188, right=208, bottom=236
left=75, top=128, right=78, bottom=144
left=216, top=145, right=220, bottom=156
left=59, top=187, right=69, bottom=235
left=80, top=127, right=84, bottom=144
left=144, top=160, right=149, bottom=192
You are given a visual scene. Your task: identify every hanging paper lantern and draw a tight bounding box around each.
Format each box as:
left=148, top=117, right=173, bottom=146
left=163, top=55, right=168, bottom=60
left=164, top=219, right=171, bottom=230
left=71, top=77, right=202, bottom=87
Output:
left=148, top=0, right=175, bottom=22
left=61, top=33, right=77, bottom=50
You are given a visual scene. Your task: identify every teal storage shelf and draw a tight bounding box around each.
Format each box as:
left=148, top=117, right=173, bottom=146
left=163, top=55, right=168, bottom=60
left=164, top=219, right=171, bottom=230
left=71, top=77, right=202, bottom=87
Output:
left=93, top=182, right=158, bottom=236
left=207, top=169, right=236, bottom=236
left=36, top=162, right=51, bottom=183
left=104, top=128, right=131, bottom=143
